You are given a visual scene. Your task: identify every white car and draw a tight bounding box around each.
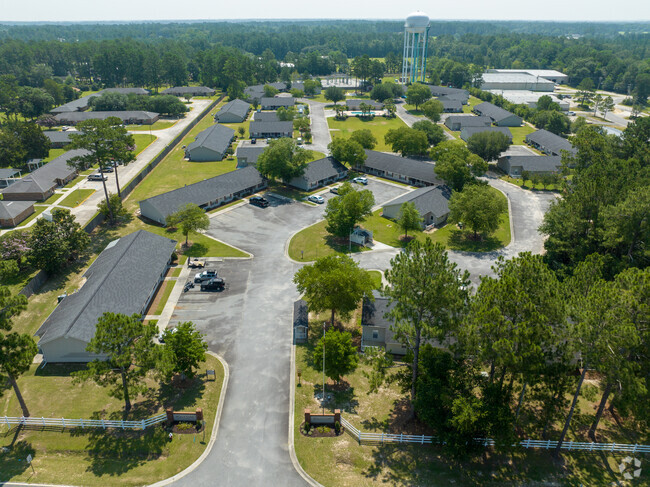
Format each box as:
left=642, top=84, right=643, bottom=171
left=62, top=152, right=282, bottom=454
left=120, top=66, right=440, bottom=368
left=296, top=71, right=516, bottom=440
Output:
left=353, top=176, right=368, bottom=185
left=308, top=195, right=325, bottom=204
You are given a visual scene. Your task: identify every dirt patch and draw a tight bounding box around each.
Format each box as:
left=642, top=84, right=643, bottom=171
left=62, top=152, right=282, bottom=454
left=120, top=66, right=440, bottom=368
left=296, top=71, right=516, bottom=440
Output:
left=145, top=280, right=171, bottom=315
left=388, top=397, right=435, bottom=435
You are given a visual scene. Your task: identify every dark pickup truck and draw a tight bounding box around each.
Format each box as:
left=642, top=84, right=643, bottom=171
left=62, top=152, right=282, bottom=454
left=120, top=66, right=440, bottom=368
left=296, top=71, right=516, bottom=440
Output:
left=201, top=277, right=225, bottom=291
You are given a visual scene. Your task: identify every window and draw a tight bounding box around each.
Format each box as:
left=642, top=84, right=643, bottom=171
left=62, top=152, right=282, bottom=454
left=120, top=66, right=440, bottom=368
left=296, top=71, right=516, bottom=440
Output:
left=372, top=330, right=379, bottom=340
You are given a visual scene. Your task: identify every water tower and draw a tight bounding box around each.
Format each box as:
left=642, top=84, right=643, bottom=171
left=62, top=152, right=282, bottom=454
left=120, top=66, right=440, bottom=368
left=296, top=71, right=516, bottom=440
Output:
left=401, top=11, right=430, bottom=84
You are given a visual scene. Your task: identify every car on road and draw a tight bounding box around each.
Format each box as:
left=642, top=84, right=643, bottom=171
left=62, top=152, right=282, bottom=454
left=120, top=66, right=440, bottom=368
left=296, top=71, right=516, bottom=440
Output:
left=188, top=258, right=206, bottom=268
left=308, top=195, right=325, bottom=204
left=201, top=277, right=225, bottom=291
left=88, top=173, right=108, bottom=181
left=250, top=196, right=269, bottom=208
left=194, top=269, right=217, bottom=283
left=329, top=186, right=340, bottom=194
left=567, top=111, right=576, bottom=116
left=353, top=176, right=368, bottom=185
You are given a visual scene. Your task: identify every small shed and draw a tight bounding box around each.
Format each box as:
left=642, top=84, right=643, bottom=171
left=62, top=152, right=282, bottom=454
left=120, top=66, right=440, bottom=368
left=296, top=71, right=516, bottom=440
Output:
left=350, top=227, right=373, bottom=247
left=293, top=300, right=309, bottom=343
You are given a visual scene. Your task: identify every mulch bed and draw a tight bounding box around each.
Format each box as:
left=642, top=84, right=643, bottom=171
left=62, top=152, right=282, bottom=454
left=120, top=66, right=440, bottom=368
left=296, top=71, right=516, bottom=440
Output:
left=171, top=422, right=203, bottom=435
left=299, top=422, right=344, bottom=438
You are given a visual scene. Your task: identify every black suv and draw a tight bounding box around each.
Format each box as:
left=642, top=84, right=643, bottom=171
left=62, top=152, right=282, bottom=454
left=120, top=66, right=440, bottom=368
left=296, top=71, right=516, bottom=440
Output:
left=250, top=196, right=269, bottom=208
left=201, top=277, right=225, bottom=291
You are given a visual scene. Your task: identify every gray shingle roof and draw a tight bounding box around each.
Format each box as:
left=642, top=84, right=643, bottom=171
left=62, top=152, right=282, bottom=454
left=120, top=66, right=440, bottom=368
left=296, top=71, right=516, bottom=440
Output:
left=445, top=115, right=492, bottom=128
left=426, top=85, right=469, bottom=101
left=215, top=99, right=251, bottom=121
left=253, top=111, right=280, bottom=122
left=235, top=146, right=266, bottom=165
left=51, top=88, right=148, bottom=114
left=440, top=99, right=463, bottom=111
left=161, top=86, right=215, bottom=96
left=383, top=185, right=451, bottom=219
left=473, top=102, right=519, bottom=124
left=362, top=291, right=397, bottom=342
left=186, top=124, right=235, bottom=155
left=2, top=149, right=84, bottom=196
left=0, top=200, right=35, bottom=220
left=0, top=168, right=21, bottom=179
left=363, top=150, right=442, bottom=186
left=55, top=111, right=159, bottom=124
left=289, top=157, right=347, bottom=185
left=139, top=166, right=264, bottom=221
left=346, top=99, right=384, bottom=110
left=460, top=126, right=513, bottom=142
left=43, top=130, right=72, bottom=145
left=249, top=120, right=294, bottom=135
left=35, top=230, right=176, bottom=345
left=260, top=97, right=295, bottom=107
left=501, top=155, right=562, bottom=172
left=102, top=88, right=149, bottom=95
left=525, top=129, right=576, bottom=155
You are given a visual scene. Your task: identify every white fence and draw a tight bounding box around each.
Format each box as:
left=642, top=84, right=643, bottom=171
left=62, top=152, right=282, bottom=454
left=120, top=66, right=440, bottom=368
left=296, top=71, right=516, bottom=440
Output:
left=1, top=413, right=167, bottom=431
left=340, top=416, right=650, bottom=453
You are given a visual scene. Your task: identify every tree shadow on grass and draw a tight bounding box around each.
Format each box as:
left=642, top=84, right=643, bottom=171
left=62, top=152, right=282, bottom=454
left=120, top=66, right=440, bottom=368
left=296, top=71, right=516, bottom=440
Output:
left=183, top=243, right=208, bottom=257
left=324, top=235, right=365, bottom=255
left=447, top=229, right=503, bottom=253
left=0, top=436, right=36, bottom=481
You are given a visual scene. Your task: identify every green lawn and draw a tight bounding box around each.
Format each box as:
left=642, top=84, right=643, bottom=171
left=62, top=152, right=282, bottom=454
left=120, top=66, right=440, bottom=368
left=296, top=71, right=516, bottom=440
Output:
left=508, top=125, right=536, bottom=145
left=131, top=133, right=156, bottom=156
left=42, top=192, right=63, bottom=205
left=16, top=205, right=48, bottom=227
left=327, top=116, right=407, bottom=152
left=502, top=175, right=561, bottom=192
left=463, top=95, right=483, bottom=114
left=64, top=175, right=85, bottom=188
left=222, top=120, right=251, bottom=139
left=288, top=187, right=511, bottom=259
left=368, top=270, right=382, bottom=289
left=152, top=279, right=175, bottom=315
left=403, top=103, right=424, bottom=116
left=58, top=188, right=95, bottom=208
left=42, top=147, right=67, bottom=163
left=0, top=355, right=225, bottom=486
left=127, top=120, right=177, bottom=131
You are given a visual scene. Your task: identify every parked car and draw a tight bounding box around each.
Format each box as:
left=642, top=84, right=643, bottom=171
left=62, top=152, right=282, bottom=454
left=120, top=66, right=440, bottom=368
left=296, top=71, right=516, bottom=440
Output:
left=353, top=176, right=368, bottom=185
left=201, top=277, right=225, bottom=291
left=88, top=173, right=108, bottom=181
left=158, top=327, right=177, bottom=343
left=330, top=186, right=340, bottom=194
left=250, top=196, right=269, bottom=208
left=194, top=269, right=217, bottom=283
left=308, top=195, right=325, bottom=204
left=102, top=166, right=114, bottom=173
left=251, top=138, right=257, bottom=144
left=567, top=111, right=576, bottom=116
left=188, top=258, right=206, bottom=268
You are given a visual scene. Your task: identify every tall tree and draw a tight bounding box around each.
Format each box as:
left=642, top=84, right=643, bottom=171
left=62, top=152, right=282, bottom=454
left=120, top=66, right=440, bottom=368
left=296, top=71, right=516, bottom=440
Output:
left=293, top=254, right=375, bottom=326
left=432, top=140, right=488, bottom=191
left=383, top=239, right=469, bottom=410
left=405, top=83, right=432, bottom=110
left=257, top=138, right=310, bottom=182
left=75, top=313, right=158, bottom=412
left=324, top=182, right=374, bottom=240
left=159, top=321, right=207, bottom=381
left=67, top=117, right=136, bottom=221
left=328, top=137, right=366, bottom=167
left=166, top=203, right=210, bottom=246
left=466, top=131, right=511, bottom=161
left=448, top=185, right=507, bottom=240
left=384, top=127, right=429, bottom=157
left=421, top=99, right=444, bottom=122
left=397, top=201, right=422, bottom=238
left=349, top=129, right=377, bottom=150
left=324, top=86, right=345, bottom=105
left=311, top=329, right=358, bottom=384
left=412, top=120, right=446, bottom=146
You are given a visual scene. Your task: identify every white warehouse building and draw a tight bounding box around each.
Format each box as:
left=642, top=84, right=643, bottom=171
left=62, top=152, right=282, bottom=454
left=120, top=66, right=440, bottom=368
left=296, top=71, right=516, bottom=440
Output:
left=480, top=72, right=555, bottom=92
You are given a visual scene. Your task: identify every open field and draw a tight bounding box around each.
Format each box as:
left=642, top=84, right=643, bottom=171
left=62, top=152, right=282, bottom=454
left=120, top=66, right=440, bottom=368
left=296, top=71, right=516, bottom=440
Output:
left=328, top=116, right=407, bottom=152
left=463, top=95, right=483, bottom=113
left=508, top=125, right=536, bottom=145
left=0, top=355, right=224, bottom=486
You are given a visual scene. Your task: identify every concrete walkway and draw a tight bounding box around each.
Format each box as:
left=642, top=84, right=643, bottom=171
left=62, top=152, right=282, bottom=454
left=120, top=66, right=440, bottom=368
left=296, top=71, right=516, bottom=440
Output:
left=155, top=262, right=192, bottom=334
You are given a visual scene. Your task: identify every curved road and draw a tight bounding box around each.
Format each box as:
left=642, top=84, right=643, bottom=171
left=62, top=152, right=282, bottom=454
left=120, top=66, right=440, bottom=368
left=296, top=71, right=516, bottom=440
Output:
left=171, top=175, right=555, bottom=487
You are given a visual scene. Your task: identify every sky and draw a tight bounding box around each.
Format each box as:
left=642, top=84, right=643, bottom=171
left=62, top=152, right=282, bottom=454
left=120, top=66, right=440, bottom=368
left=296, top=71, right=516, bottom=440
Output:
left=1, top=0, right=649, bottom=22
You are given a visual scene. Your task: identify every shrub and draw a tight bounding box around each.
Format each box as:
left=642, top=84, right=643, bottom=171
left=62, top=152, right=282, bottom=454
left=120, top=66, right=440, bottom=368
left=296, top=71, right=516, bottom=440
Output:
left=334, top=421, right=341, bottom=433
left=176, top=422, right=194, bottom=431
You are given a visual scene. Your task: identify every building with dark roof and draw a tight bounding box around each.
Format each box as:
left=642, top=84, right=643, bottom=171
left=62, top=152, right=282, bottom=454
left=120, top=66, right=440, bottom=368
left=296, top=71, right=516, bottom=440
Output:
left=497, top=155, right=562, bottom=177
left=35, top=230, right=177, bottom=363
left=382, top=185, right=452, bottom=227
left=460, top=126, right=513, bottom=142
left=162, top=86, right=216, bottom=97
left=260, top=97, right=295, bottom=110
left=139, top=166, right=267, bottom=225
left=214, top=99, right=251, bottom=123
left=525, top=129, right=577, bottom=157
left=439, top=99, right=463, bottom=113
left=472, top=102, right=522, bottom=127
left=253, top=111, right=280, bottom=122
left=426, top=85, right=469, bottom=104
left=287, top=157, right=348, bottom=191
left=51, top=88, right=149, bottom=114
left=346, top=99, right=384, bottom=110
left=43, top=130, right=73, bottom=148
left=235, top=144, right=267, bottom=168
left=1, top=150, right=83, bottom=201
left=185, top=124, right=235, bottom=162
left=0, top=168, right=23, bottom=188
left=0, top=200, right=36, bottom=227
left=249, top=121, right=293, bottom=139
left=444, top=115, right=492, bottom=131
left=55, top=111, right=159, bottom=126
left=359, top=150, right=441, bottom=187
left=361, top=291, right=406, bottom=354
left=293, top=299, right=308, bottom=343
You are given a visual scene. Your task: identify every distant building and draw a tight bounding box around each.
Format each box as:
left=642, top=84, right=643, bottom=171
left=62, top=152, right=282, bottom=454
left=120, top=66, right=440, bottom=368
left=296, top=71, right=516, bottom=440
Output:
left=492, top=91, right=569, bottom=111
left=260, top=97, right=295, bottom=110
left=0, top=200, right=36, bottom=227
left=381, top=185, right=452, bottom=227
left=55, top=111, right=159, bottom=126
left=249, top=121, right=293, bottom=140
left=439, top=99, right=463, bottom=113
left=185, top=124, right=235, bottom=162
left=359, top=150, right=442, bottom=187
left=460, top=126, right=513, bottom=142
left=253, top=111, right=280, bottom=122
left=345, top=99, right=384, bottom=110
left=139, top=166, right=266, bottom=225
left=51, top=88, right=149, bottom=114
left=472, top=102, right=522, bottom=127
left=43, top=130, right=73, bottom=148
left=480, top=72, right=555, bottom=92
left=497, top=155, right=562, bottom=177
left=487, top=69, right=568, bottom=85
left=35, top=230, right=176, bottom=363
left=425, top=85, right=469, bottom=104
left=0, top=168, right=23, bottom=188
left=214, top=99, right=251, bottom=123
left=161, top=86, right=216, bottom=97
left=287, top=157, right=348, bottom=191
left=235, top=145, right=267, bottom=168
left=444, top=115, right=492, bottom=131
left=525, top=129, right=577, bottom=157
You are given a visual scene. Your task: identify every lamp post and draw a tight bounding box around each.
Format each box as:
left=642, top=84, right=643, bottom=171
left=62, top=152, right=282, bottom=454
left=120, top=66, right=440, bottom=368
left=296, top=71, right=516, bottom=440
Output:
left=322, top=321, right=326, bottom=414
